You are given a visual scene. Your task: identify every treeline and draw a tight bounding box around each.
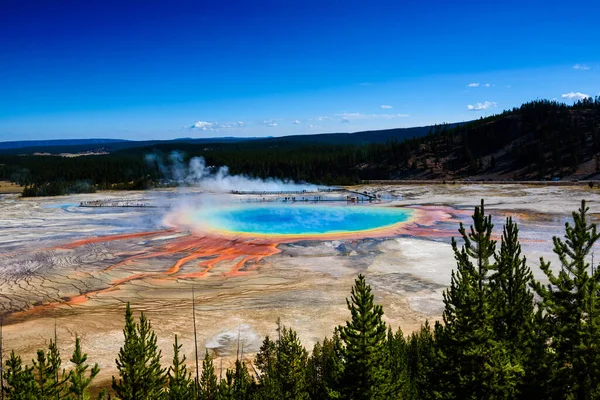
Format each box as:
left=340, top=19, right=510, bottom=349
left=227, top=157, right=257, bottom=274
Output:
left=1, top=98, right=600, bottom=195
left=372, top=97, right=600, bottom=178
left=4, top=200, right=600, bottom=399
left=21, top=181, right=97, bottom=197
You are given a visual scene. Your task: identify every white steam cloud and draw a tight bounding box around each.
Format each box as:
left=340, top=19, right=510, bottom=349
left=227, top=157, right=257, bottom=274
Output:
left=146, top=151, right=317, bottom=192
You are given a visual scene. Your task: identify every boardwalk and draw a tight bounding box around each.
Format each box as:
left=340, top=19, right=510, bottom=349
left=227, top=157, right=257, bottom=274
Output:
left=79, top=199, right=159, bottom=208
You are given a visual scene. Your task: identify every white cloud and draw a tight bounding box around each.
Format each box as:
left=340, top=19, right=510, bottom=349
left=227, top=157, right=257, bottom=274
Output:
left=334, top=112, right=409, bottom=121
left=468, top=83, right=480, bottom=87
left=468, top=82, right=491, bottom=88
left=308, top=124, right=322, bottom=129
left=380, top=104, right=393, bottom=109
left=561, top=92, right=590, bottom=101
left=573, top=64, right=590, bottom=70
left=467, top=101, right=497, bottom=111
left=340, top=117, right=350, bottom=123
left=191, top=121, right=216, bottom=131
left=293, top=120, right=301, bottom=125
left=189, top=120, right=244, bottom=131
left=263, top=120, right=278, bottom=127
left=483, top=83, right=491, bottom=87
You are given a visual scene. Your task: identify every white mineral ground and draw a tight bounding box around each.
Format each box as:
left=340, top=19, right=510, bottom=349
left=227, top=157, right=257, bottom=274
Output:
left=1, top=184, right=599, bottom=389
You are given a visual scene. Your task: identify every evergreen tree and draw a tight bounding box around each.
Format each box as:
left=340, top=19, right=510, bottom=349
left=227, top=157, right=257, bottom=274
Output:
left=491, top=217, right=534, bottom=347
left=275, top=326, right=309, bottom=400
left=306, top=332, right=343, bottom=400
left=199, top=350, right=218, bottom=400
left=438, top=200, right=522, bottom=399
left=386, top=327, right=410, bottom=398
left=339, top=274, right=390, bottom=400
left=520, top=309, right=552, bottom=399
left=112, top=302, right=166, bottom=399
left=2, top=351, right=38, bottom=400
left=254, top=323, right=309, bottom=399
left=405, top=321, right=437, bottom=400
left=254, top=336, right=280, bottom=399
left=490, top=217, right=535, bottom=396
left=32, top=340, right=64, bottom=399
left=166, top=335, right=193, bottom=400
left=218, top=369, right=235, bottom=400
left=307, top=341, right=326, bottom=400
left=66, top=337, right=100, bottom=400
left=232, top=360, right=253, bottom=400
left=532, top=200, right=600, bottom=399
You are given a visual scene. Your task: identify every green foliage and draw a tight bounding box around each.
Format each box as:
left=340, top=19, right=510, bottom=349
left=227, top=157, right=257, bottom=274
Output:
left=32, top=339, right=65, bottom=399
left=66, top=337, right=100, bottom=400
left=166, top=335, right=193, bottom=400
left=532, top=200, right=600, bottom=399
left=306, top=332, right=343, bottom=400
left=491, top=217, right=534, bottom=348
left=3, top=351, right=38, bottom=399
left=439, top=199, right=524, bottom=399
left=112, top=302, right=166, bottom=400
left=199, top=350, right=218, bottom=400
left=386, top=327, right=411, bottom=398
left=339, top=274, right=391, bottom=400
left=22, top=181, right=96, bottom=197
left=231, top=360, right=253, bottom=400
left=490, top=217, right=535, bottom=396
left=405, top=321, right=437, bottom=400
left=254, top=323, right=309, bottom=399
left=274, top=325, right=309, bottom=400
left=217, top=368, right=235, bottom=400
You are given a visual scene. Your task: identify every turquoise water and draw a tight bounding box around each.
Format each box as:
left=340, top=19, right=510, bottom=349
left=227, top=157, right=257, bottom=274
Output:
left=194, top=205, right=413, bottom=236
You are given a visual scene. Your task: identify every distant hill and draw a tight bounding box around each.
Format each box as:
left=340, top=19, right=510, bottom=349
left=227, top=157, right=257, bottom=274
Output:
left=0, top=138, right=129, bottom=150
left=0, top=125, right=450, bottom=155
left=0, top=137, right=260, bottom=155
left=359, top=97, right=600, bottom=181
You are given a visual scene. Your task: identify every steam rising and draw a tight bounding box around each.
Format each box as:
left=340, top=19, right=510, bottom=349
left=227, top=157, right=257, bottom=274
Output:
left=146, top=151, right=317, bottom=192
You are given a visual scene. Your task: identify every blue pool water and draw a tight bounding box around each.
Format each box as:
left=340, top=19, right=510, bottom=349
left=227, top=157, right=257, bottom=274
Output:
left=194, top=205, right=413, bottom=236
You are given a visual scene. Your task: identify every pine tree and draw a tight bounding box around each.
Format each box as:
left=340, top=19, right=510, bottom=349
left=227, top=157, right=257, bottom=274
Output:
left=218, top=369, right=235, bottom=400
left=520, top=309, right=552, bottom=399
left=339, top=274, right=390, bottom=400
left=199, top=350, right=218, bottom=400
left=255, top=336, right=280, bottom=398
left=386, top=327, right=410, bottom=398
left=232, top=360, right=253, bottom=400
left=166, top=335, right=193, bottom=400
left=490, top=217, right=535, bottom=395
left=3, top=351, right=38, bottom=400
left=32, top=340, right=64, bottom=399
left=112, top=302, right=167, bottom=399
left=307, top=341, right=326, bottom=400
left=438, top=199, right=522, bottom=399
left=306, top=331, right=343, bottom=400
left=405, top=321, right=437, bottom=400
left=491, top=217, right=534, bottom=347
left=66, top=337, right=100, bottom=400
left=275, top=326, right=309, bottom=400
left=532, top=200, right=600, bottom=399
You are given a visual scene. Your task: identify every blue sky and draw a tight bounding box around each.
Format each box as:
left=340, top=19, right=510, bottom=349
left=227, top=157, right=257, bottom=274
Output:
left=1, top=0, right=599, bottom=141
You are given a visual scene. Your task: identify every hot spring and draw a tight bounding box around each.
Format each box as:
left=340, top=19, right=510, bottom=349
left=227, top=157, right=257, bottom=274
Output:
left=190, top=204, right=414, bottom=237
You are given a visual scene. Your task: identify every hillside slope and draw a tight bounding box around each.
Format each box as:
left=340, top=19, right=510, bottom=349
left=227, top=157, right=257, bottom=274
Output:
left=359, top=98, right=600, bottom=181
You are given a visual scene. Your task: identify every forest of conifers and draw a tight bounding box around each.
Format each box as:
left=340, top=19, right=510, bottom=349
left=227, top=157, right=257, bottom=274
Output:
left=3, top=200, right=600, bottom=399
left=1, top=97, right=599, bottom=196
